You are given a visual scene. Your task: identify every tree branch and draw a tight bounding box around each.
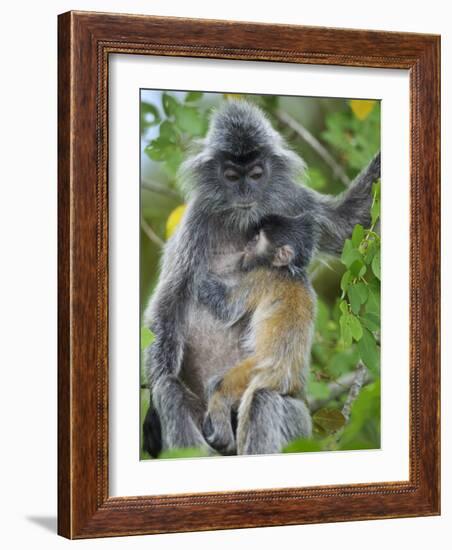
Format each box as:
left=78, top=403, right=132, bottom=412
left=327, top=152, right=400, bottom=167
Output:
left=308, top=365, right=371, bottom=413
left=275, top=108, right=351, bottom=188
left=141, top=216, right=165, bottom=248
left=141, top=179, right=181, bottom=199
left=341, top=362, right=368, bottom=422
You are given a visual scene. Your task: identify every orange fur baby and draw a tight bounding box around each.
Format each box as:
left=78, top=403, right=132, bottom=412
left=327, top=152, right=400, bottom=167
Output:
left=199, top=214, right=317, bottom=455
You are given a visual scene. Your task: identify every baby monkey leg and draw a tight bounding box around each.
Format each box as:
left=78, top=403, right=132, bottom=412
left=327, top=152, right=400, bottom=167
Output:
left=203, top=357, right=256, bottom=455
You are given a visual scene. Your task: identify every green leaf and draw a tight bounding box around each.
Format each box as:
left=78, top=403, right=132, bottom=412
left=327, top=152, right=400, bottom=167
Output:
left=340, top=270, right=351, bottom=292
left=349, top=314, right=363, bottom=341
left=339, top=314, right=352, bottom=347
left=163, top=145, right=184, bottom=175
left=339, top=300, right=349, bottom=315
left=360, top=312, right=380, bottom=332
left=159, top=120, right=178, bottom=143
left=354, top=282, right=369, bottom=303
left=185, top=91, right=203, bottom=102
left=349, top=259, right=367, bottom=278
left=162, top=92, right=180, bottom=117
left=144, top=137, right=184, bottom=173
left=357, top=327, right=380, bottom=373
left=140, top=102, right=161, bottom=132
left=362, top=238, right=378, bottom=265
left=340, top=313, right=362, bottom=345
left=348, top=282, right=369, bottom=314
left=174, top=105, right=207, bottom=136
left=339, top=313, right=363, bottom=347
left=144, top=137, right=169, bottom=161
left=347, top=285, right=361, bottom=314
left=372, top=249, right=381, bottom=280
left=313, top=408, right=346, bottom=435
left=341, top=239, right=362, bottom=268
left=371, top=180, right=381, bottom=226
left=352, top=224, right=364, bottom=248
left=141, top=326, right=155, bottom=351
left=338, top=381, right=381, bottom=450
left=366, top=287, right=380, bottom=316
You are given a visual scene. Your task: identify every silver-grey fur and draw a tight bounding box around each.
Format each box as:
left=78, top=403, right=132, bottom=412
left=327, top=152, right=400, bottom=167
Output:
left=143, top=100, right=380, bottom=455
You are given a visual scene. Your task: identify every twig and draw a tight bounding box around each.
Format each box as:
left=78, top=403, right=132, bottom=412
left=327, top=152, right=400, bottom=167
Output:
left=141, top=179, right=181, bottom=199
left=275, top=108, right=351, bottom=188
left=141, top=216, right=165, bottom=248
left=323, top=362, right=369, bottom=449
left=308, top=365, right=371, bottom=413
left=342, top=362, right=368, bottom=422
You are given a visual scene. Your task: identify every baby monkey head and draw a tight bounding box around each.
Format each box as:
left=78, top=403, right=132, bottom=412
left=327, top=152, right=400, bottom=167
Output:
left=241, top=213, right=317, bottom=275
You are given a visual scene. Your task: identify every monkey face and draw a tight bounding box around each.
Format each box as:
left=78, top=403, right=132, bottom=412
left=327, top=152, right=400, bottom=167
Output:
left=241, top=229, right=273, bottom=270
left=242, top=226, right=297, bottom=272
left=182, top=101, right=306, bottom=231
left=219, top=153, right=269, bottom=208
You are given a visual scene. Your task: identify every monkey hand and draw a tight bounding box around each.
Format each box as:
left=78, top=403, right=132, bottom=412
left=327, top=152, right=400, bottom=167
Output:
left=202, top=391, right=237, bottom=456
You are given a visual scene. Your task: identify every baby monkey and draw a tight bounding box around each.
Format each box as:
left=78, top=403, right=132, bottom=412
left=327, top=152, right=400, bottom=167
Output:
left=198, top=214, right=317, bottom=455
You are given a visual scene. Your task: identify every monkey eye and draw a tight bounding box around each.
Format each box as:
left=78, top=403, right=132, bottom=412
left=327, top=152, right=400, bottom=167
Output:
left=248, top=165, right=264, bottom=180
left=224, top=168, right=240, bottom=182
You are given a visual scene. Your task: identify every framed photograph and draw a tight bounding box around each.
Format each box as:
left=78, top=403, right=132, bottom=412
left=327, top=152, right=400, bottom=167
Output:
left=58, top=11, right=440, bottom=538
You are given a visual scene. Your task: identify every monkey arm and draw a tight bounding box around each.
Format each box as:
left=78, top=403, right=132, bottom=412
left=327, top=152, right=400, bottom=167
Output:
left=144, top=234, right=190, bottom=381
left=144, top=200, right=214, bottom=376
left=143, top=207, right=210, bottom=450
left=305, top=152, right=381, bottom=256
left=197, top=273, right=247, bottom=325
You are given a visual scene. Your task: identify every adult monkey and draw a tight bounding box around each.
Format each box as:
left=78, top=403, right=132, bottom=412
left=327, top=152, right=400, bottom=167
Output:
left=143, top=101, right=380, bottom=456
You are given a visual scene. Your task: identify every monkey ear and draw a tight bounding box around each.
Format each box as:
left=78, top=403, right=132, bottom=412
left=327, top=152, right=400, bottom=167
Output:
left=273, top=245, right=295, bottom=267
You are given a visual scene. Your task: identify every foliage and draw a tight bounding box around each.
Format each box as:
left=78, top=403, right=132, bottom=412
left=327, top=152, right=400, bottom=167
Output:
left=322, top=99, right=380, bottom=177
left=285, top=379, right=380, bottom=453
left=143, top=92, right=208, bottom=177
left=140, top=326, right=154, bottom=351
left=298, top=180, right=381, bottom=453
left=339, top=181, right=381, bottom=373
left=339, top=380, right=381, bottom=450
left=139, top=91, right=381, bottom=459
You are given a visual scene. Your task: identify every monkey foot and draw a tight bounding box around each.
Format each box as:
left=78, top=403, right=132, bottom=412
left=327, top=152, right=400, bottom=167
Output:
left=202, top=413, right=236, bottom=456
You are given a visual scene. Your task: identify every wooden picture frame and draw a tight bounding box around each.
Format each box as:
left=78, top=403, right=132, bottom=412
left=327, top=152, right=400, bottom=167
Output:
left=58, top=11, right=440, bottom=539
